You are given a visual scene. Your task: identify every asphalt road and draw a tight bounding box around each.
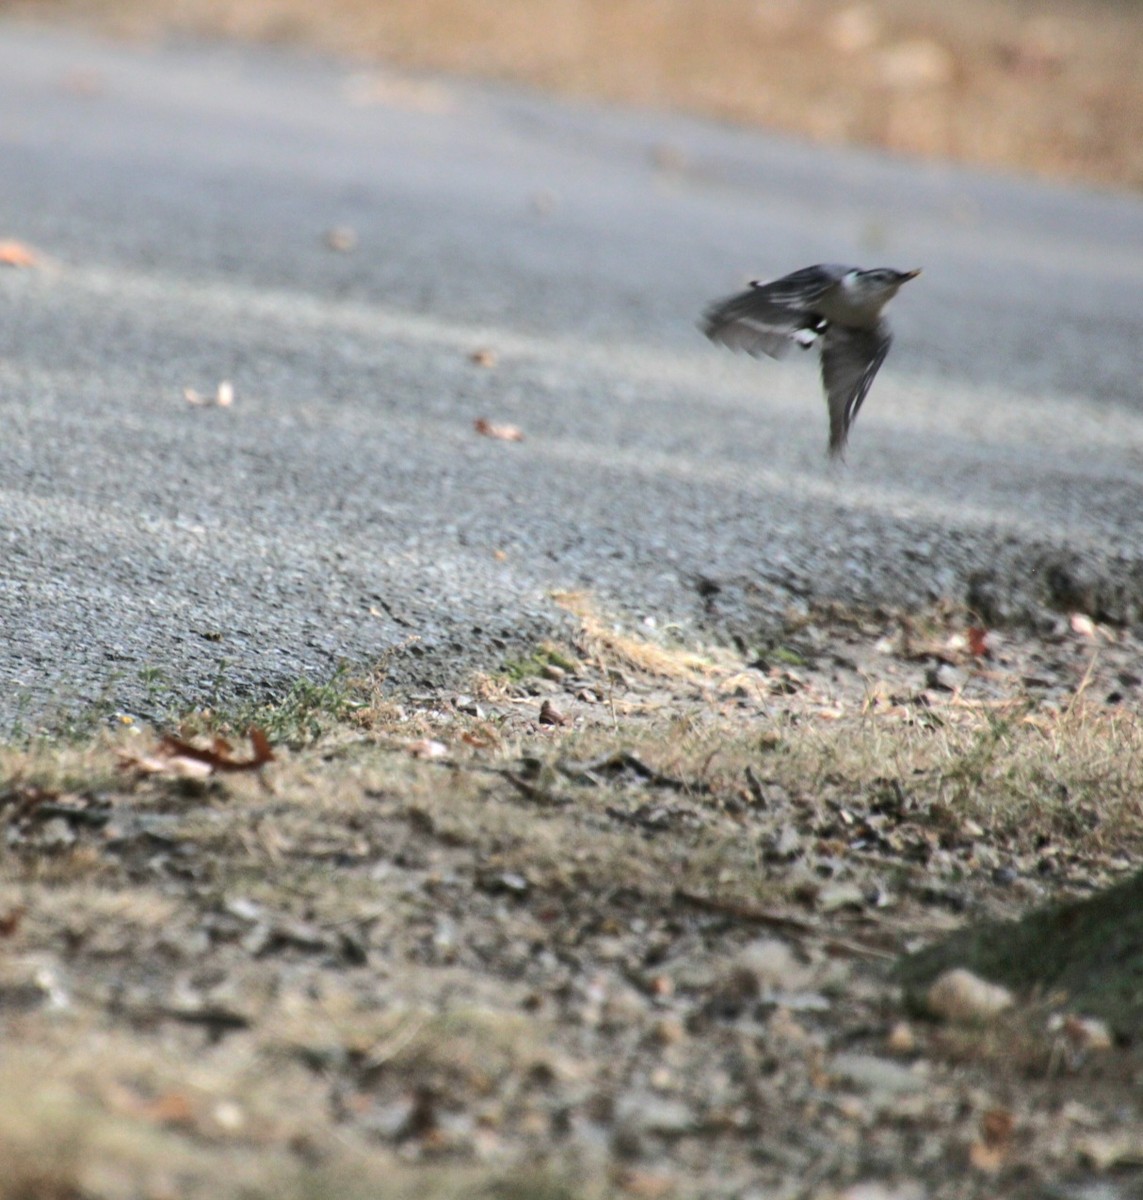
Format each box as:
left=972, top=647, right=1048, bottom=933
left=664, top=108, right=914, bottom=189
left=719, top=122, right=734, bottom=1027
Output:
left=2, top=25, right=1142, bottom=734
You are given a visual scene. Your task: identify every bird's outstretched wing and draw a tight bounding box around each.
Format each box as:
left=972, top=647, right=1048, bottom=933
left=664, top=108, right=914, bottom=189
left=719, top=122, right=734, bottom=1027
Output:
left=749, top=263, right=849, bottom=308
left=821, top=321, right=892, bottom=457
left=701, top=264, right=846, bottom=359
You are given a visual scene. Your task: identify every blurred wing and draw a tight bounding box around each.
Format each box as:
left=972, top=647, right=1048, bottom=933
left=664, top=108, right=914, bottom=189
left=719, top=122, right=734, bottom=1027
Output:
left=750, top=263, right=848, bottom=308
left=701, top=264, right=846, bottom=359
left=821, top=321, right=891, bottom=457
left=700, top=292, right=803, bottom=358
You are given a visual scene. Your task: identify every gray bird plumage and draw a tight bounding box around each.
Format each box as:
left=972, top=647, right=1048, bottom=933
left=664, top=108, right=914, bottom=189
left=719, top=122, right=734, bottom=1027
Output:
left=701, top=263, right=921, bottom=457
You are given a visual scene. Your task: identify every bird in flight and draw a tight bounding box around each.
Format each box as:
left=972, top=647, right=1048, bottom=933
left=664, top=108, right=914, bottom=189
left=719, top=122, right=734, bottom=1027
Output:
left=701, top=264, right=921, bottom=457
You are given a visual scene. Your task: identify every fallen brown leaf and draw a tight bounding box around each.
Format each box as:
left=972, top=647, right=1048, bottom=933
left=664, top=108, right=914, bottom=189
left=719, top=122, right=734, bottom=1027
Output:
left=460, top=726, right=500, bottom=750
left=0, top=906, right=26, bottom=938
left=117, top=749, right=213, bottom=780
left=474, top=417, right=524, bottom=442
left=538, top=699, right=570, bottom=726
left=146, top=1090, right=197, bottom=1128
left=966, top=626, right=990, bottom=658
left=981, top=1107, right=1015, bottom=1147
left=118, top=728, right=274, bottom=778
left=108, top=1082, right=196, bottom=1128
left=159, top=728, right=274, bottom=772
left=0, top=240, right=40, bottom=268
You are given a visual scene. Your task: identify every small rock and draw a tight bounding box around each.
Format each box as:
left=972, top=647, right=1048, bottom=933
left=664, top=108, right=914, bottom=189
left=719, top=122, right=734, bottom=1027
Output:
left=926, top=968, right=1013, bottom=1023
left=615, top=1094, right=694, bottom=1137
left=926, top=662, right=967, bottom=692
left=734, top=938, right=809, bottom=991
left=367, top=1094, right=422, bottom=1140
left=766, top=1006, right=811, bottom=1045
left=767, top=991, right=831, bottom=1013
left=816, top=881, right=867, bottom=913
left=832, top=1052, right=930, bottom=1098
left=646, top=974, right=673, bottom=999
left=768, top=824, right=802, bottom=860
left=224, top=896, right=263, bottom=922
left=1059, top=1100, right=1101, bottom=1128
left=652, top=1017, right=686, bottom=1046
left=886, top=1021, right=916, bottom=1054
left=1070, top=612, right=1098, bottom=640
left=211, top=1100, right=246, bottom=1132
left=704, top=965, right=759, bottom=1019
left=478, top=871, right=529, bottom=897
left=601, top=987, right=647, bottom=1030
left=1078, top=1134, right=1143, bottom=1172
left=38, top=817, right=77, bottom=849
left=1056, top=1013, right=1113, bottom=1054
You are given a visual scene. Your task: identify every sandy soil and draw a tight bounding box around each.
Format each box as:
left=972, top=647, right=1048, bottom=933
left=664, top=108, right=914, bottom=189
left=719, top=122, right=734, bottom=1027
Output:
left=11, top=0, right=1143, bottom=191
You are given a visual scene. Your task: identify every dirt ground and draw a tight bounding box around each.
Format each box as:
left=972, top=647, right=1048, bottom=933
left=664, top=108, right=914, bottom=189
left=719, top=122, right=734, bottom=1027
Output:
left=3, top=597, right=1143, bottom=1199
left=12, top=0, right=1143, bottom=191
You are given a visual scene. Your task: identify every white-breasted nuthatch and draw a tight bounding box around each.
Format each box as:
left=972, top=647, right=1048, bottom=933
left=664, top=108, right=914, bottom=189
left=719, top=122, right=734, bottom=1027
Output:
left=701, top=263, right=921, bottom=457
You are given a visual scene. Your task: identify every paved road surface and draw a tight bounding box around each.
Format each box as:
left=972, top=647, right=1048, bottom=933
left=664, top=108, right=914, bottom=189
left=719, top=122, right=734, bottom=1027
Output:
left=2, top=25, right=1142, bottom=733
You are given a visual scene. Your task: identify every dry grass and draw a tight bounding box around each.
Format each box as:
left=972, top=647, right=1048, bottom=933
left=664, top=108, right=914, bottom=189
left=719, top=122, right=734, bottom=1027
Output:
left=3, top=601, right=1143, bottom=1196
left=13, top=0, right=1143, bottom=189
left=553, top=590, right=724, bottom=683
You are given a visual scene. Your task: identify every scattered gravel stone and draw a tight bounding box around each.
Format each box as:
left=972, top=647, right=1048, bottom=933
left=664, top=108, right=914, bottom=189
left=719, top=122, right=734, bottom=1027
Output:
left=926, top=969, right=1014, bottom=1023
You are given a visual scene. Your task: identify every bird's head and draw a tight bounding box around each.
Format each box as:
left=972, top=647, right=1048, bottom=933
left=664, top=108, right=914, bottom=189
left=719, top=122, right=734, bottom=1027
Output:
left=844, top=266, right=922, bottom=302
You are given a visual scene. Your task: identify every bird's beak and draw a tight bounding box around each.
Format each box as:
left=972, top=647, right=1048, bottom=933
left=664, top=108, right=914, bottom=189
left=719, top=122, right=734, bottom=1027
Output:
left=900, top=268, right=922, bottom=281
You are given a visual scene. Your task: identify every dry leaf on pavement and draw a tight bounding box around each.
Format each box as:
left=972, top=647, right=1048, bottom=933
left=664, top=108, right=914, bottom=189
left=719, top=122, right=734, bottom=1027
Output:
left=0, top=240, right=40, bottom=268
left=184, top=381, right=235, bottom=407
left=474, top=417, right=524, bottom=441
